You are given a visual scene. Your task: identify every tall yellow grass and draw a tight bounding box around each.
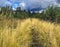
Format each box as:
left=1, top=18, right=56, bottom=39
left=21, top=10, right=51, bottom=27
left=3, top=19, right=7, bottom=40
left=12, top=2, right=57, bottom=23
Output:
left=0, top=18, right=60, bottom=47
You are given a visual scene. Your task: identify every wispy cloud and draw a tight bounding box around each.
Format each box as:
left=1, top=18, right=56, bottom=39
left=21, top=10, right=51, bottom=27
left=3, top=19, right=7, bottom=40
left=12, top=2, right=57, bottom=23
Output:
left=56, top=0, right=60, bottom=3
left=23, top=0, right=58, bottom=10
left=0, top=0, right=60, bottom=11
left=0, top=0, right=7, bottom=6
left=5, top=1, right=12, bottom=6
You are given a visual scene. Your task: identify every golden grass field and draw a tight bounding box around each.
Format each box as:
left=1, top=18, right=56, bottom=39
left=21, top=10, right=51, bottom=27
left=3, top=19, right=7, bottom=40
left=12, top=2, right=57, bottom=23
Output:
left=0, top=18, right=60, bottom=47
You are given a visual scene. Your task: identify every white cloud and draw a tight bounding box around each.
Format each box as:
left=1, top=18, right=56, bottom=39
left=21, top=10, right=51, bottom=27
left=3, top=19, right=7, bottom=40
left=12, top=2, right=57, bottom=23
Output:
left=24, top=0, right=57, bottom=10
left=0, top=0, right=22, bottom=5
left=5, top=1, right=12, bottom=6
left=9, top=0, right=23, bottom=2
left=24, top=0, right=60, bottom=9
left=0, top=0, right=7, bottom=5
left=56, top=0, right=60, bottom=3
left=0, top=0, right=60, bottom=11
left=19, top=2, right=26, bottom=10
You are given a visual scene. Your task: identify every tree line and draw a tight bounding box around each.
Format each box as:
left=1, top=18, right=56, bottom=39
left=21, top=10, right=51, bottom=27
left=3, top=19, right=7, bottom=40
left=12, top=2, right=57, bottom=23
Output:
left=0, top=6, right=60, bottom=23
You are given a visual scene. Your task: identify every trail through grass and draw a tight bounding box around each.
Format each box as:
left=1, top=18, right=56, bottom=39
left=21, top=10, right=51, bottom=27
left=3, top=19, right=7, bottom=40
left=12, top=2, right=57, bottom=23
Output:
left=0, top=18, right=60, bottom=47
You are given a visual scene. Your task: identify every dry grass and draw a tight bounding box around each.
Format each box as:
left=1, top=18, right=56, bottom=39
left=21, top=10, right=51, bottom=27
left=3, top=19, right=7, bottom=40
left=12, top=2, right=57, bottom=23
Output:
left=0, top=18, right=60, bottom=47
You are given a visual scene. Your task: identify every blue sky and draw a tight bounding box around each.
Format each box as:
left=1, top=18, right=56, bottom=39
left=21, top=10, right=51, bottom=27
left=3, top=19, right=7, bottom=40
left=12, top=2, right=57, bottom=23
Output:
left=0, top=0, right=60, bottom=11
